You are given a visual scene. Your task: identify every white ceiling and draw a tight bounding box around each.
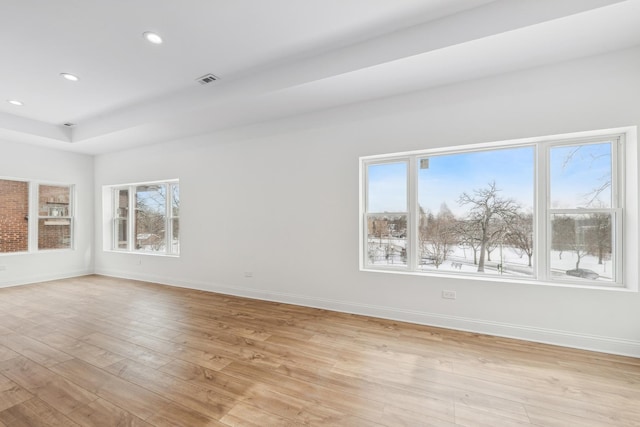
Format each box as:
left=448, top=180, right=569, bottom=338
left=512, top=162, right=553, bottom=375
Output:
left=1, top=0, right=639, bottom=154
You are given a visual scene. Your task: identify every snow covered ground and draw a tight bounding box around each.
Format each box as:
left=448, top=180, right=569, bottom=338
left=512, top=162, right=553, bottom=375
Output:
left=367, top=238, right=613, bottom=283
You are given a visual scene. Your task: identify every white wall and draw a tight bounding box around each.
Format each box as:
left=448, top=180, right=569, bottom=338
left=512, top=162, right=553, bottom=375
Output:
left=0, top=140, right=94, bottom=286
left=94, top=46, right=640, bottom=356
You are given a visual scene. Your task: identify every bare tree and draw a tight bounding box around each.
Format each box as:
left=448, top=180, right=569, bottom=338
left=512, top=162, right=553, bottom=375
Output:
left=419, top=204, right=457, bottom=268
left=585, top=212, right=611, bottom=265
left=485, top=218, right=508, bottom=262
left=552, top=215, right=588, bottom=269
left=456, top=218, right=483, bottom=265
left=506, top=212, right=534, bottom=267
left=458, top=182, right=520, bottom=272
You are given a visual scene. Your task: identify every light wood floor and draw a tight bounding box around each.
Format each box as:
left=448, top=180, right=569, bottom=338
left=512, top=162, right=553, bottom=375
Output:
left=0, top=276, right=638, bottom=426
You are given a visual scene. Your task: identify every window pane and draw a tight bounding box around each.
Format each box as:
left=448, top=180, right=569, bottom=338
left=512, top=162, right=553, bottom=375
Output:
left=171, top=184, right=180, bottom=217
left=171, top=218, right=180, bottom=253
left=550, top=213, right=613, bottom=282
left=135, top=185, right=166, bottom=251
left=366, top=214, right=407, bottom=266
left=115, top=219, right=128, bottom=249
left=114, top=189, right=129, bottom=250
left=367, top=163, right=407, bottom=212
left=38, top=219, right=71, bottom=249
left=417, top=147, right=534, bottom=276
left=116, top=189, right=129, bottom=218
left=550, top=142, right=612, bottom=208
left=0, top=179, right=29, bottom=253
left=39, top=185, right=70, bottom=217
left=38, top=185, right=72, bottom=250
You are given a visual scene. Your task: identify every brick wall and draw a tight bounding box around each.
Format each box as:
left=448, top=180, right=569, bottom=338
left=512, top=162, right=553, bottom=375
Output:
left=0, top=179, right=29, bottom=253
left=38, top=220, right=71, bottom=249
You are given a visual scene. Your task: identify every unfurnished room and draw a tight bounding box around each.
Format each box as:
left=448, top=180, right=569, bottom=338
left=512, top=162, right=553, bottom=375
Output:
left=0, top=1, right=639, bottom=426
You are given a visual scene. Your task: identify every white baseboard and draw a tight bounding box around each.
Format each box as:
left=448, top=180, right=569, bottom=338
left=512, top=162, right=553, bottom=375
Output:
left=96, top=268, right=640, bottom=358
left=0, top=269, right=94, bottom=289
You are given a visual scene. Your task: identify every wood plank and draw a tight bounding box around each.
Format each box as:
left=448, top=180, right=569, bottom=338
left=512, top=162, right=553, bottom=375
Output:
left=0, top=346, right=18, bottom=364
left=0, top=374, right=32, bottom=412
left=0, top=315, right=38, bottom=334
left=0, top=356, right=98, bottom=415
left=158, top=358, right=254, bottom=400
left=0, top=397, right=80, bottom=427
left=225, top=361, right=456, bottom=424
left=28, top=332, right=125, bottom=369
left=79, top=332, right=172, bottom=369
left=524, top=403, right=633, bottom=427
left=67, top=398, right=151, bottom=427
left=454, top=403, right=533, bottom=427
left=125, top=333, right=234, bottom=371
left=104, top=358, right=235, bottom=420
left=146, top=402, right=226, bottom=427
left=454, top=389, right=530, bottom=424
left=50, top=358, right=170, bottom=421
left=0, top=335, right=72, bottom=368
left=219, top=401, right=301, bottom=426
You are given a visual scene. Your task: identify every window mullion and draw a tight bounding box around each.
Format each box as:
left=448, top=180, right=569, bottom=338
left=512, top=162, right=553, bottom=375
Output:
left=128, top=185, right=135, bottom=252
left=361, top=161, right=368, bottom=270
left=165, top=183, right=172, bottom=254
left=408, top=156, right=418, bottom=271
left=112, top=189, right=117, bottom=251
left=536, top=143, right=548, bottom=281
left=28, top=182, right=37, bottom=252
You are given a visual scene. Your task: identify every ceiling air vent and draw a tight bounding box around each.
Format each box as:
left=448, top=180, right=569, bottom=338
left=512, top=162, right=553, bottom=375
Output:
left=196, top=73, right=219, bottom=85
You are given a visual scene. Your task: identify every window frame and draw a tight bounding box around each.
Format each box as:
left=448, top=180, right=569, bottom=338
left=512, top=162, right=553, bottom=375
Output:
left=543, top=138, right=623, bottom=285
left=0, top=177, right=75, bottom=255
left=359, top=128, right=636, bottom=290
left=108, top=179, right=179, bottom=256
left=37, top=183, right=75, bottom=251
left=0, top=177, right=30, bottom=254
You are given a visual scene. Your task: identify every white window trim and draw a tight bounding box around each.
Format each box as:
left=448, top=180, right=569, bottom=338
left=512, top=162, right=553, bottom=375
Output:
left=359, top=127, right=638, bottom=291
left=104, top=179, right=179, bottom=257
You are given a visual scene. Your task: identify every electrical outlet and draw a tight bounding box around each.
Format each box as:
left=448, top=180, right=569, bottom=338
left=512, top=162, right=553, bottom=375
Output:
left=244, top=271, right=253, bottom=278
left=442, top=290, right=456, bottom=300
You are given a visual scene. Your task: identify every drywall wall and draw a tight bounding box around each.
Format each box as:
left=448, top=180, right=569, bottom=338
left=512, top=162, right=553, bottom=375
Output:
left=94, top=46, right=640, bottom=356
left=0, top=139, right=94, bottom=286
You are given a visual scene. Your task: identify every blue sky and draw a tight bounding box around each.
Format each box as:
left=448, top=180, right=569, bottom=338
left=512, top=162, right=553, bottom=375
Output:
left=418, top=147, right=534, bottom=215
left=367, top=147, right=534, bottom=215
left=368, top=142, right=612, bottom=215
left=549, top=142, right=611, bottom=208
left=367, top=162, right=407, bottom=212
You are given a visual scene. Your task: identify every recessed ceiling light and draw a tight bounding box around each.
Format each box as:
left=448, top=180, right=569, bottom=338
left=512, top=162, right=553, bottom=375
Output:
left=60, top=73, right=79, bottom=82
left=7, top=99, right=23, bottom=106
left=143, top=31, right=163, bottom=44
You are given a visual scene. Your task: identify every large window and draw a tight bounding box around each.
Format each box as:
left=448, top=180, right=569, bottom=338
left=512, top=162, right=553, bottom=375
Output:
left=109, top=180, right=179, bottom=255
left=0, top=179, right=75, bottom=253
left=361, top=130, right=634, bottom=288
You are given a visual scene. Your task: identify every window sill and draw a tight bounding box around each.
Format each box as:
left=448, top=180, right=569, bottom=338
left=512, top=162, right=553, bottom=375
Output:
left=0, top=249, right=75, bottom=256
left=360, top=267, right=635, bottom=292
left=104, top=249, right=180, bottom=258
